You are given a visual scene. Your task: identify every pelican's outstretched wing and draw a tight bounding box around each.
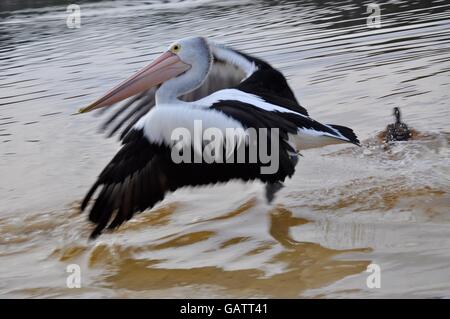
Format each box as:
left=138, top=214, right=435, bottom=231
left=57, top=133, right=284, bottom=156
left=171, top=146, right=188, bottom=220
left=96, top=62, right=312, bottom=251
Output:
left=82, top=102, right=299, bottom=238
left=96, top=42, right=308, bottom=140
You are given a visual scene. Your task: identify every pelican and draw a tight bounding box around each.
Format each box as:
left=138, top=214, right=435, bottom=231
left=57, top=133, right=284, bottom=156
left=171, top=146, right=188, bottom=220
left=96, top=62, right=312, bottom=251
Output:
left=79, top=36, right=359, bottom=238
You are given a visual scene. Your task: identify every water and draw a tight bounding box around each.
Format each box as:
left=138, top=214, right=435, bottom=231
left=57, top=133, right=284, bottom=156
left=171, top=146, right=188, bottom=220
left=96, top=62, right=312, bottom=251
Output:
left=0, top=0, right=449, bottom=298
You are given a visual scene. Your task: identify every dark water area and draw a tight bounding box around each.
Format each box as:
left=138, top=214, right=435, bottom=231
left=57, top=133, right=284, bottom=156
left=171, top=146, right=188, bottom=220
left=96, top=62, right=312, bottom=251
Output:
left=0, top=0, right=449, bottom=298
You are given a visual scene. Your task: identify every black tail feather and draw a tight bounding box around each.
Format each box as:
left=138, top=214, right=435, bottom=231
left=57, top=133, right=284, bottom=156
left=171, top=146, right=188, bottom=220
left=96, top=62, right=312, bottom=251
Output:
left=328, top=124, right=360, bottom=146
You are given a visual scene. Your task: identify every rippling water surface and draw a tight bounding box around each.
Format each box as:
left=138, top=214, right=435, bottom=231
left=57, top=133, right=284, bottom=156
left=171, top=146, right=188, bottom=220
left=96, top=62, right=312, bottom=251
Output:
left=0, top=0, right=449, bottom=298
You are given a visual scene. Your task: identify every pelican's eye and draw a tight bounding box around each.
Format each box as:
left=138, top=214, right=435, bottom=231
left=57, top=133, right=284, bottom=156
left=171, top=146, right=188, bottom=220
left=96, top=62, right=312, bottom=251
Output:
left=171, top=44, right=181, bottom=53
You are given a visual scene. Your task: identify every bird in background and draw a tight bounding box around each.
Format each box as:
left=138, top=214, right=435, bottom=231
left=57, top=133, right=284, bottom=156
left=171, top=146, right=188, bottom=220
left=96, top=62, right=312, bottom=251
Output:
left=385, top=107, right=412, bottom=142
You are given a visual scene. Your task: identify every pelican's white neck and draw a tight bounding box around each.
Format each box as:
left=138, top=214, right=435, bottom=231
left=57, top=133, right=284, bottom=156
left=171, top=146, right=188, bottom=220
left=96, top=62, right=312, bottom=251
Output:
left=156, top=58, right=211, bottom=105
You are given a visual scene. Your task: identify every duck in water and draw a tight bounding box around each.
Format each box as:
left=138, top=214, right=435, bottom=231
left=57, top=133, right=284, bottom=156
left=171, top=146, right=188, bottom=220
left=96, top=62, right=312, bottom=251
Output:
left=385, top=107, right=412, bottom=142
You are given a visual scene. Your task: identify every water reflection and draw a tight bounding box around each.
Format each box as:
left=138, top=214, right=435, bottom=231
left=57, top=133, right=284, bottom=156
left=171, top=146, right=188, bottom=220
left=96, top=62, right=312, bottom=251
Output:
left=99, top=207, right=370, bottom=297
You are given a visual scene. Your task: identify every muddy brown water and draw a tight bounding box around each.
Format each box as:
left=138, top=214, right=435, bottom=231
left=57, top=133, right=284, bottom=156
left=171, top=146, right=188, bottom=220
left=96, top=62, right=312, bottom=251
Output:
left=0, top=0, right=449, bottom=298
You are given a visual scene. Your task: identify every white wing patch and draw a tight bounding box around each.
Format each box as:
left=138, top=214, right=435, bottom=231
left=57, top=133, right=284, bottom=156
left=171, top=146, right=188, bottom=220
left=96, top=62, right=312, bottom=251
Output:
left=196, top=89, right=303, bottom=115
left=135, top=105, right=247, bottom=153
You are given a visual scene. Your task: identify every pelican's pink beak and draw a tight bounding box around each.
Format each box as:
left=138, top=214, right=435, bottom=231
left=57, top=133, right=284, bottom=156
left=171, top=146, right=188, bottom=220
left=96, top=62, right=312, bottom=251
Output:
left=79, top=51, right=190, bottom=113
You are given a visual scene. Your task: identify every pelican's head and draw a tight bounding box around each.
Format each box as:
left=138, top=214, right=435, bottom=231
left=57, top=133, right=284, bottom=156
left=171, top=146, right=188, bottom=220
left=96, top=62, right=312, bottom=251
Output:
left=79, top=36, right=212, bottom=113
left=168, top=37, right=212, bottom=69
